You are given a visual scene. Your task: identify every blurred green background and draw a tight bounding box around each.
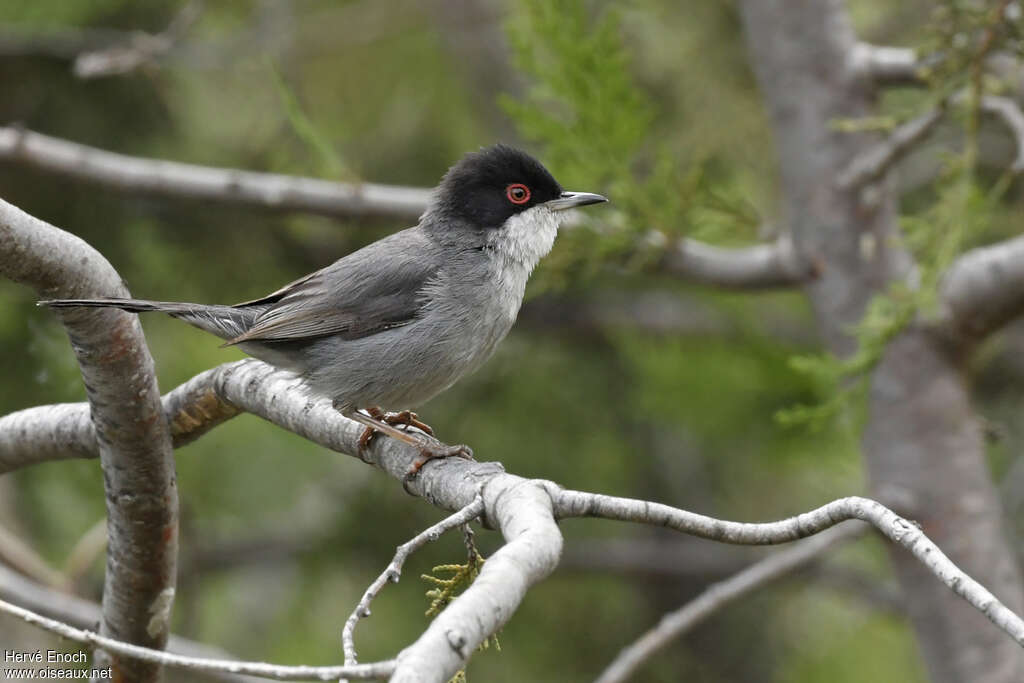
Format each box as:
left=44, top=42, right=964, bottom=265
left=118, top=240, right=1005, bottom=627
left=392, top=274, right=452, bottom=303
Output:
left=5, top=0, right=1016, bottom=681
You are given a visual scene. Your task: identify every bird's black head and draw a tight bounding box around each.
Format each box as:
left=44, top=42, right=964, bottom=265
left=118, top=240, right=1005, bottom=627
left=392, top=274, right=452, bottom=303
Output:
left=433, top=144, right=565, bottom=228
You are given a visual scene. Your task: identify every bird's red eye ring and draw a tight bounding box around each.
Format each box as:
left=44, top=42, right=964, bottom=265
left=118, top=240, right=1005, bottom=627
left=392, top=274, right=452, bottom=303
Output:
left=506, top=183, right=530, bottom=205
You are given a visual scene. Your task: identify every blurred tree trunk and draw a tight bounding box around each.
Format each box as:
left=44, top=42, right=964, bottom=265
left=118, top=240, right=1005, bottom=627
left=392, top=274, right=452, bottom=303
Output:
left=737, top=1, right=1024, bottom=681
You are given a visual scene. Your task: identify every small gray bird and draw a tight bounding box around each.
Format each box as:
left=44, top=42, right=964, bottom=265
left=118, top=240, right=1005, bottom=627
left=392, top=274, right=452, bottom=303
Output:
left=42, top=144, right=607, bottom=466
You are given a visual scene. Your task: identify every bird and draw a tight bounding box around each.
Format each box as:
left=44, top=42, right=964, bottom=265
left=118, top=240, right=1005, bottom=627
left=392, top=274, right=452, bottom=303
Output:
left=41, top=144, right=608, bottom=471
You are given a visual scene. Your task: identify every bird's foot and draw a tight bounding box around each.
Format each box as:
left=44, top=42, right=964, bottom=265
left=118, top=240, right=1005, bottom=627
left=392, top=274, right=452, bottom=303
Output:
left=347, top=407, right=473, bottom=480
left=380, top=409, right=434, bottom=436
left=405, top=442, right=474, bottom=482
left=356, top=407, right=434, bottom=454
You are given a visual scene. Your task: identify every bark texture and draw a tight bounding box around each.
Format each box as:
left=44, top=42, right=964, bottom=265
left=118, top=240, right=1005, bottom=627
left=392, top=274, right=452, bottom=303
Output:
left=0, top=198, right=178, bottom=683
left=738, top=2, right=1024, bottom=680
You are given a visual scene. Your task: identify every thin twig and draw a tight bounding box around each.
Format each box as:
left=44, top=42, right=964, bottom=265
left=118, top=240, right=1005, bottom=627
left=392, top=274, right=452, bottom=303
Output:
left=72, top=1, right=204, bottom=79
left=62, top=517, right=108, bottom=586
left=594, top=524, right=865, bottom=683
left=552, top=490, right=1024, bottom=647
left=0, top=562, right=276, bottom=683
left=0, top=524, right=67, bottom=590
left=0, top=596, right=395, bottom=681
left=836, top=107, right=945, bottom=189
left=341, top=495, right=485, bottom=667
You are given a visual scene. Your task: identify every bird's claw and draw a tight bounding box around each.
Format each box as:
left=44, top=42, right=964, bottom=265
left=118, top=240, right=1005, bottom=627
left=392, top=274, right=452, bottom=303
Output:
left=382, top=409, right=434, bottom=436
left=357, top=407, right=435, bottom=457
left=356, top=424, right=377, bottom=460
left=358, top=405, right=434, bottom=454
left=402, top=442, right=474, bottom=489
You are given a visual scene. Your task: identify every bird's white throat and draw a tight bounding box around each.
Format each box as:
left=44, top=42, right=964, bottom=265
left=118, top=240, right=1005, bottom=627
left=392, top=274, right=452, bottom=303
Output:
left=487, top=205, right=561, bottom=270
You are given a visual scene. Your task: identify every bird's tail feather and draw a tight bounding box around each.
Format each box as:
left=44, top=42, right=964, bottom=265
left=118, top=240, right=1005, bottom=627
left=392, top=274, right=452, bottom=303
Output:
left=39, top=298, right=258, bottom=341
left=41, top=298, right=194, bottom=314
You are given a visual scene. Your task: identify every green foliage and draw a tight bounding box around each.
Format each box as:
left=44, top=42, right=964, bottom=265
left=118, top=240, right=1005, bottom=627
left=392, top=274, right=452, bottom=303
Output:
left=502, top=0, right=652, bottom=191
left=422, top=561, right=484, bottom=618
left=778, top=159, right=993, bottom=430
left=502, top=0, right=758, bottom=293
left=775, top=289, right=916, bottom=430
left=0, top=2, right=975, bottom=680
left=422, top=530, right=499, bottom=683
left=918, top=0, right=1024, bottom=98
left=780, top=2, right=1021, bottom=430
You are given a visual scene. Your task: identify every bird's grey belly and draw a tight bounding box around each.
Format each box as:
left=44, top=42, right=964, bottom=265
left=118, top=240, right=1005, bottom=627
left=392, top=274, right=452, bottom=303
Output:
left=294, top=301, right=517, bottom=411
left=237, top=255, right=530, bottom=411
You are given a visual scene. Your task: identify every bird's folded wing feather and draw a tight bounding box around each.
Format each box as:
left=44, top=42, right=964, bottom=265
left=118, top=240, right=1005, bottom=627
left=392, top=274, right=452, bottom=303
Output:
left=225, top=228, right=441, bottom=345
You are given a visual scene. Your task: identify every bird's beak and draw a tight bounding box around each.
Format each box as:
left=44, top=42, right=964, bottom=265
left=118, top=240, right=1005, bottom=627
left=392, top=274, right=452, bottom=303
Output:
left=544, top=191, right=608, bottom=211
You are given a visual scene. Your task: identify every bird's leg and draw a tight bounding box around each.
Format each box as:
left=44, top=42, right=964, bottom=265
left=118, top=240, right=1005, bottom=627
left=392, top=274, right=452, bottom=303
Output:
left=404, top=442, right=473, bottom=480
left=353, top=407, right=433, bottom=453
left=379, top=410, right=434, bottom=436
left=357, top=406, right=387, bottom=452
left=339, top=405, right=474, bottom=478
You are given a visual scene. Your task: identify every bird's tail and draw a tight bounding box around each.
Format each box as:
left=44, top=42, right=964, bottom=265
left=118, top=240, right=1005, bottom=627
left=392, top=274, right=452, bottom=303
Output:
left=39, top=298, right=258, bottom=342
left=41, top=298, right=192, bottom=314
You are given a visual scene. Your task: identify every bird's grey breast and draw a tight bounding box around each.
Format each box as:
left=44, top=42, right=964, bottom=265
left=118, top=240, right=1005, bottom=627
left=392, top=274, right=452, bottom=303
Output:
left=299, top=209, right=559, bottom=410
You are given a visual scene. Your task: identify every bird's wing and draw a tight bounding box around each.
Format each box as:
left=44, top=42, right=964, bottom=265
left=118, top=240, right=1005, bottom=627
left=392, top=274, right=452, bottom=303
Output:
left=225, top=229, right=441, bottom=345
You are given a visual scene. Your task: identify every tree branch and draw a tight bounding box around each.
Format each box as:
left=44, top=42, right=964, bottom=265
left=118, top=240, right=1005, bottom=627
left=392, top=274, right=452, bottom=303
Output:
left=0, top=524, right=68, bottom=590
left=0, top=360, right=247, bottom=475
left=0, top=198, right=177, bottom=682
left=342, top=495, right=485, bottom=667
left=0, top=125, right=813, bottom=293
left=0, top=126, right=432, bottom=219
left=0, top=594, right=395, bottom=681
left=658, top=236, right=811, bottom=289
left=0, top=358, right=564, bottom=682
left=552, top=489, right=1024, bottom=646
left=594, top=523, right=865, bottom=683
left=72, top=1, right=203, bottom=79
left=849, top=42, right=925, bottom=86
left=938, top=233, right=1024, bottom=342
left=0, top=562, right=273, bottom=683
left=5, top=357, right=1024, bottom=678
left=836, top=107, right=945, bottom=189
left=980, top=94, right=1024, bottom=172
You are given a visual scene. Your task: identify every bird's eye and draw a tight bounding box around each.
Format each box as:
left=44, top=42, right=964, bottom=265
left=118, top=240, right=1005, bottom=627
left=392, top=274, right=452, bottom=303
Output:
left=506, top=183, right=530, bottom=205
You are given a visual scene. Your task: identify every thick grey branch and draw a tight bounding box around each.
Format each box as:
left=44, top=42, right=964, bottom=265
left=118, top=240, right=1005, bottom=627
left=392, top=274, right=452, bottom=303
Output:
left=188, top=361, right=564, bottom=683
left=0, top=126, right=814, bottom=291
left=981, top=94, right=1024, bottom=172
left=0, top=127, right=432, bottom=219
left=659, top=236, right=810, bottom=289
left=9, top=358, right=1024, bottom=677
left=594, top=523, right=865, bottom=683
left=389, top=478, right=562, bottom=683
left=849, top=42, right=924, bottom=86
left=0, top=361, right=245, bottom=474
left=0, top=198, right=177, bottom=682
left=0, top=359, right=565, bottom=683
left=939, top=233, right=1024, bottom=341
